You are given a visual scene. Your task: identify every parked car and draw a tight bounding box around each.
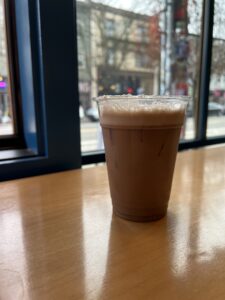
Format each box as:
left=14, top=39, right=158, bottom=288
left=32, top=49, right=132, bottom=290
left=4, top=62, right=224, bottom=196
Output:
left=208, top=102, right=225, bottom=116
left=186, top=102, right=225, bottom=117
left=79, top=105, right=99, bottom=122
left=85, top=107, right=99, bottom=122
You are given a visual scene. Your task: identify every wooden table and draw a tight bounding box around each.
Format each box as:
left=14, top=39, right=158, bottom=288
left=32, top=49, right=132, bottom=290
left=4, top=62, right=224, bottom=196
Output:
left=1, top=146, right=225, bottom=300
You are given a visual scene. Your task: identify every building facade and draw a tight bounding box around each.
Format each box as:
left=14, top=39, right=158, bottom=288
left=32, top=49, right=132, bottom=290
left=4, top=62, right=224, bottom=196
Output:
left=77, top=1, right=160, bottom=113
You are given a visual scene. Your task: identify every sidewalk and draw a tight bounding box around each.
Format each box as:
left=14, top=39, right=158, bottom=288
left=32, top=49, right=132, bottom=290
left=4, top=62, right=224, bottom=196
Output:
left=0, top=123, right=13, bottom=135
left=1, top=116, right=225, bottom=152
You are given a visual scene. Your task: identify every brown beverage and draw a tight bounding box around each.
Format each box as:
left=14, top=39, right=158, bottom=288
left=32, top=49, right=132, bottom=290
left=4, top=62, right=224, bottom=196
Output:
left=97, top=96, right=187, bottom=222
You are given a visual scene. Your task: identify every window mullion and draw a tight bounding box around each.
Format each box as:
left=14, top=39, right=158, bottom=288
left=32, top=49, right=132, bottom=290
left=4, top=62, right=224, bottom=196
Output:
left=197, top=0, right=214, bottom=140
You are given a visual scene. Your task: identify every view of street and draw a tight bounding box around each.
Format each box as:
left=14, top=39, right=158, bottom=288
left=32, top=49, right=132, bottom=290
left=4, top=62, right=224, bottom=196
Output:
left=1, top=116, right=225, bottom=152
left=80, top=116, right=225, bottom=152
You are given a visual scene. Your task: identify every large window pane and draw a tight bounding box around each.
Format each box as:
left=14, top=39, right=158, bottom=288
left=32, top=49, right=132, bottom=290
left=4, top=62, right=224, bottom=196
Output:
left=76, top=0, right=204, bottom=153
left=0, top=0, right=14, bottom=136
left=207, top=0, right=225, bottom=138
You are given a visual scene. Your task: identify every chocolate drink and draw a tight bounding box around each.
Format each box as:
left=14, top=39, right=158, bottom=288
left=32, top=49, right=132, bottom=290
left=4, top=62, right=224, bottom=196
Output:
left=98, top=96, right=186, bottom=222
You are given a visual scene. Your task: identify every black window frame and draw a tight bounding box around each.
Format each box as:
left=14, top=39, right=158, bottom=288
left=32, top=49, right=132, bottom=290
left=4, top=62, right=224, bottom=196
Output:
left=0, top=0, right=81, bottom=181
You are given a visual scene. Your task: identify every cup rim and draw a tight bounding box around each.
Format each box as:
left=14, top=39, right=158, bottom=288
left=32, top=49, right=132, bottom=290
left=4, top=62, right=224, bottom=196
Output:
left=93, top=94, right=191, bottom=104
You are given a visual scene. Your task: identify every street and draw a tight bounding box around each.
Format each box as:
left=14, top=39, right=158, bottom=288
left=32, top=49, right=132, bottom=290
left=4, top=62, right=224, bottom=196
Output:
left=80, top=116, right=225, bottom=152
left=1, top=116, right=225, bottom=152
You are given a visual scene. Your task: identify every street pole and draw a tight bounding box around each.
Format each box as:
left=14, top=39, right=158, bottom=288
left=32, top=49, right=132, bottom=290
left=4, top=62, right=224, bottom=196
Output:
left=165, top=0, right=173, bottom=94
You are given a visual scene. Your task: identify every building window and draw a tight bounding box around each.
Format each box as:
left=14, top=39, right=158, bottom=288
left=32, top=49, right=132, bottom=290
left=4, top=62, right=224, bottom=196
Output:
left=135, top=52, right=149, bottom=68
left=78, top=53, right=86, bottom=68
left=77, top=34, right=87, bottom=69
left=136, top=24, right=149, bottom=42
left=106, top=48, right=115, bottom=65
left=105, top=19, right=115, bottom=37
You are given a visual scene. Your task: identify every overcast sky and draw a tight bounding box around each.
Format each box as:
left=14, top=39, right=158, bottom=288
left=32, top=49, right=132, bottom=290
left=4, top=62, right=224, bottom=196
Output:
left=89, top=0, right=225, bottom=39
left=92, top=0, right=164, bottom=15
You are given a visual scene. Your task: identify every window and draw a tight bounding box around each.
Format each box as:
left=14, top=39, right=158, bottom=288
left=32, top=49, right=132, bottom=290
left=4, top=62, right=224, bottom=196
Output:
left=106, top=48, right=115, bottom=65
left=207, top=0, right=225, bottom=137
left=105, top=19, right=115, bottom=37
left=2, top=0, right=225, bottom=180
left=135, top=52, right=149, bottom=68
left=77, top=34, right=87, bottom=69
left=136, top=24, right=149, bottom=42
left=78, top=53, right=86, bottom=68
left=1, top=0, right=80, bottom=180
left=0, top=0, right=19, bottom=140
left=77, top=0, right=204, bottom=154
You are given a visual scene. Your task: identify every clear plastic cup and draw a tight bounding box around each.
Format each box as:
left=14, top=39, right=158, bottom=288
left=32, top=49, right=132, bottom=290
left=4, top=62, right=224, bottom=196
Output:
left=95, top=95, right=188, bottom=222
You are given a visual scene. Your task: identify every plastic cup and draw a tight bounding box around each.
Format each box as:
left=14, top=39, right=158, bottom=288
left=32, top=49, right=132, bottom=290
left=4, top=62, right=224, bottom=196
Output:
left=95, top=95, right=188, bottom=222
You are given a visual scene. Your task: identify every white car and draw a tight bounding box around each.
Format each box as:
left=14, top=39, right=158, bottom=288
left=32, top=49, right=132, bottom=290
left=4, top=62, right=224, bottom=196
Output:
left=85, top=107, right=99, bottom=122
left=208, top=102, right=225, bottom=116
left=187, top=102, right=225, bottom=117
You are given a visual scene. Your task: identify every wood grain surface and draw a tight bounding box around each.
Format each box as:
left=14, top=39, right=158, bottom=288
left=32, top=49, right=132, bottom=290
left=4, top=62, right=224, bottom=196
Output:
left=1, top=145, right=225, bottom=299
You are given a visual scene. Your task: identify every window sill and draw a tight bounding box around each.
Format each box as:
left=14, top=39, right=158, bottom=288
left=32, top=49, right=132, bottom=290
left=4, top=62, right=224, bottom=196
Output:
left=0, top=148, right=37, bottom=161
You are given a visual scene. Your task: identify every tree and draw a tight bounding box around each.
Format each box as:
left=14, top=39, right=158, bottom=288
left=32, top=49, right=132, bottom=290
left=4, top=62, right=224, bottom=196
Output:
left=77, top=0, right=225, bottom=110
left=77, top=0, right=161, bottom=99
left=211, top=40, right=225, bottom=78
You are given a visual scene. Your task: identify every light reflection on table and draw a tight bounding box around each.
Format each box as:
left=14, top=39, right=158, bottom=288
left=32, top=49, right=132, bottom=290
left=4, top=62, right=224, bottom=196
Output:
left=0, top=187, right=27, bottom=300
